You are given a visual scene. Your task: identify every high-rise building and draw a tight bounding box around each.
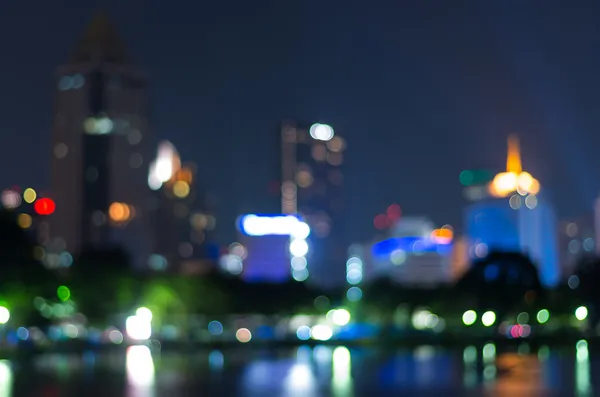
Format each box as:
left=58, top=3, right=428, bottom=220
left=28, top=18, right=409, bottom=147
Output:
left=464, top=135, right=559, bottom=287
left=279, top=120, right=346, bottom=289
left=50, top=13, right=154, bottom=267
left=147, top=141, right=218, bottom=273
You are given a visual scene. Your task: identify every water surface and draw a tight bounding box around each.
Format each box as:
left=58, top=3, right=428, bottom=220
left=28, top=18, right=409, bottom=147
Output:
left=0, top=343, right=595, bottom=396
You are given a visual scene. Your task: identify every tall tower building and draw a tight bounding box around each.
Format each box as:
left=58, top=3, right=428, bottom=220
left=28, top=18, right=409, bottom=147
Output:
left=147, top=141, right=218, bottom=273
left=464, top=135, right=560, bottom=287
left=279, top=120, right=346, bottom=289
left=50, top=13, right=154, bottom=267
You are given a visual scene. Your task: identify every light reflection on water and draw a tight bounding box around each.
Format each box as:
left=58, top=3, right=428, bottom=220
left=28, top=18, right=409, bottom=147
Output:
left=126, top=345, right=155, bottom=397
left=0, top=361, right=12, bottom=397
left=0, top=343, right=596, bottom=396
left=331, top=346, right=352, bottom=397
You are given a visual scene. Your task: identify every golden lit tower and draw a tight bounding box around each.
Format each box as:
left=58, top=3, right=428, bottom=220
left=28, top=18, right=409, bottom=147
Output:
left=489, top=135, right=540, bottom=198
left=466, top=134, right=560, bottom=287
left=506, top=134, right=522, bottom=174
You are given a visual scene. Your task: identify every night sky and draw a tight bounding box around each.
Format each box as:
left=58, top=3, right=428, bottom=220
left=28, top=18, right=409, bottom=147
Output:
left=2, top=1, right=600, bottom=243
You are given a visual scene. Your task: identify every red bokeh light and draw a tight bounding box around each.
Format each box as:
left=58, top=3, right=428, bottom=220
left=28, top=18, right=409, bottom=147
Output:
left=374, top=214, right=391, bottom=230
left=34, top=198, right=56, bottom=216
left=386, top=204, right=402, bottom=221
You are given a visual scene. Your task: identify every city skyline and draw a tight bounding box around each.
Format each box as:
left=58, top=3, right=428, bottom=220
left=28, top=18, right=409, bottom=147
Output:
left=2, top=3, right=600, bottom=244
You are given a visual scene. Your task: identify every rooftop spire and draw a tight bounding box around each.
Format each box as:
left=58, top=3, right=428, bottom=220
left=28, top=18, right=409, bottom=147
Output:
left=506, top=134, right=522, bottom=174
left=69, top=11, right=129, bottom=64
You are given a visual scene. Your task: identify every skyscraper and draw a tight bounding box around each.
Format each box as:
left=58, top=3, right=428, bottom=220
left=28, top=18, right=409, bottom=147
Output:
left=279, top=120, right=346, bottom=288
left=464, top=135, right=559, bottom=287
left=50, top=13, right=154, bottom=267
left=147, top=141, right=218, bottom=273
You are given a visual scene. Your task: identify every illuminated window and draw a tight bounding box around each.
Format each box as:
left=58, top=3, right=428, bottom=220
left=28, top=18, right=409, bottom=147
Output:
left=84, top=117, right=113, bottom=135
left=566, top=223, right=578, bottom=237
left=311, top=144, right=327, bottom=162
left=128, top=129, right=142, bottom=145
left=54, top=143, right=68, bottom=159
left=296, top=170, right=313, bottom=188
left=72, top=74, right=85, bottom=89
left=326, top=136, right=345, bottom=152
left=58, top=76, right=73, bottom=91
left=569, top=240, right=580, bottom=254
left=58, top=75, right=85, bottom=90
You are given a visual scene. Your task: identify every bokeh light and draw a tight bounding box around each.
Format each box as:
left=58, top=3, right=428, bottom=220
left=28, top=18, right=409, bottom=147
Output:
left=173, top=181, right=190, bottom=198
left=309, top=123, right=334, bottom=141
left=23, top=188, right=36, bottom=204
left=537, top=309, right=550, bottom=324
left=1, top=190, right=21, bottom=209
left=332, top=309, right=351, bottom=326
left=0, top=307, right=10, bottom=324
left=236, top=328, right=252, bottom=343
left=56, top=286, right=71, bottom=302
left=34, top=198, right=55, bottom=215
left=482, top=311, right=496, bottom=327
left=17, top=214, right=32, bottom=229
left=109, top=202, right=133, bottom=222
left=462, top=310, right=477, bottom=326
left=575, top=306, right=588, bottom=321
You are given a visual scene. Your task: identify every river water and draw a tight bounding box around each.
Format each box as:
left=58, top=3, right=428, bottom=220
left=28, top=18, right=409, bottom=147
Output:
left=0, top=343, right=595, bottom=396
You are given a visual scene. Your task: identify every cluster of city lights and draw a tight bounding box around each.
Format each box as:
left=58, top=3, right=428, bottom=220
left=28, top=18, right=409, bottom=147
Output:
left=125, top=307, right=153, bottom=341
left=148, top=141, right=195, bottom=199
left=295, top=309, right=351, bottom=342
left=289, top=221, right=310, bottom=282
left=488, top=135, right=540, bottom=210
left=1, top=188, right=56, bottom=221
left=373, top=204, right=402, bottom=230
left=148, top=141, right=181, bottom=191
left=412, top=308, right=444, bottom=331
left=236, top=214, right=311, bottom=281
left=84, top=116, right=114, bottom=135
left=346, top=256, right=363, bottom=285
left=219, top=242, right=246, bottom=275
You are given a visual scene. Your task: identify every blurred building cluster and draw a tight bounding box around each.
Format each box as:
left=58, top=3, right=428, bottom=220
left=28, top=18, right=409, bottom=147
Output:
left=0, top=12, right=598, bottom=292
left=0, top=13, right=218, bottom=272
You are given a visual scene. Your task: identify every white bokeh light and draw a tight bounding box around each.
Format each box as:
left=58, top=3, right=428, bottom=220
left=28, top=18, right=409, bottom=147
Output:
left=241, top=215, right=310, bottom=237
left=126, top=315, right=152, bottom=341
left=148, top=141, right=181, bottom=189
left=309, top=123, right=335, bottom=141
left=289, top=239, right=309, bottom=257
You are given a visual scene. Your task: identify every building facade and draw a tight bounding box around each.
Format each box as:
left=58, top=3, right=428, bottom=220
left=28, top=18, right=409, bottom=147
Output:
left=464, top=194, right=560, bottom=288
left=279, top=120, right=346, bottom=289
left=148, top=141, right=218, bottom=273
left=50, top=13, right=154, bottom=267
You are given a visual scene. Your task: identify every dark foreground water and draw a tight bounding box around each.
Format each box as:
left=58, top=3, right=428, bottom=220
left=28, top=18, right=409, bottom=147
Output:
left=0, top=343, right=597, bottom=396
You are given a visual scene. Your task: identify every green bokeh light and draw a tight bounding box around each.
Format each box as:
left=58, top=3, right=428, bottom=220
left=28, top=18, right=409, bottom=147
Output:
left=57, top=286, right=71, bottom=302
